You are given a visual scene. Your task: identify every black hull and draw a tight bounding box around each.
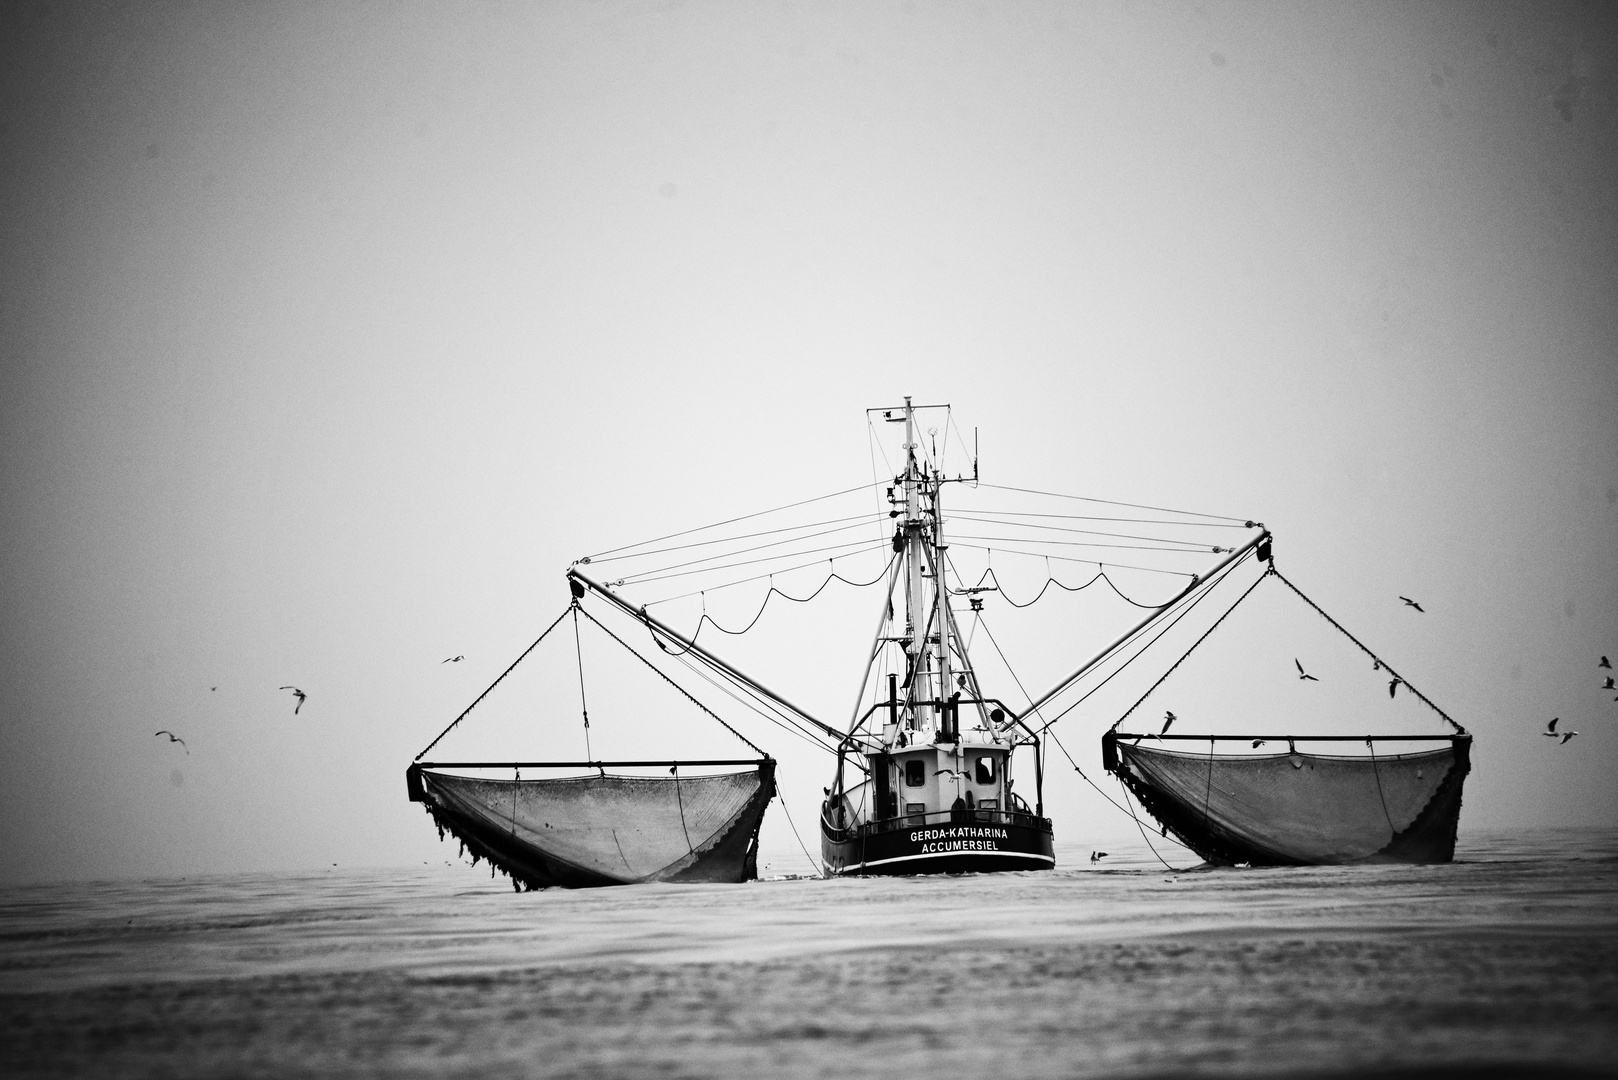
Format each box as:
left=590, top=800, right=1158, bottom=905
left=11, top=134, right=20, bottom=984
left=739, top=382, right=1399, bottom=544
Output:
left=822, top=813, right=1055, bottom=876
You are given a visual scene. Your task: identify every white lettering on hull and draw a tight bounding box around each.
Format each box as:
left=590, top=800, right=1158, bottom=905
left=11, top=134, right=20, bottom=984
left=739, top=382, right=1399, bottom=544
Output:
left=919, top=839, right=1002, bottom=853
left=909, top=827, right=1009, bottom=842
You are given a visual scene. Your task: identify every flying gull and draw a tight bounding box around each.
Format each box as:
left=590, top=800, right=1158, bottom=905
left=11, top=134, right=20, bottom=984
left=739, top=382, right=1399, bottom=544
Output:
left=1294, top=659, right=1318, bottom=682
left=442, top=656, right=464, bottom=663
left=1400, top=596, right=1424, bottom=612
left=154, top=730, right=188, bottom=753
left=279, top=686, right=307, bottom=714
left=1162, top=711, right=1177, bottom=734
left=1544, top=717, right=1560, bottom=736
left=1388, top=676, right=1403, bottom=698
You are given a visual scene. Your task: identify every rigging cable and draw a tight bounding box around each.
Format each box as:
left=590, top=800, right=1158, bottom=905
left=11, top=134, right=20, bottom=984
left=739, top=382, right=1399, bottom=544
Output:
left=1030, top=549, right=1260, bottom=735
left=946, top=511, right=1228, bottom=549
left=644, top=551, right=895, bottom=609
left=970, top=602, right=1192, bottom=872
left=616, top=538, right=889, bottom=588
left=574, top=604, right=768, bottom=757
left=414, top=605, right=573, bottom=761
left=1107, top=561, right=1275, bottom=733
left=583, top=513, right=875, bottom=566
left=657, top=638, right=839, bottom=755
left=1266, top=566, right=1467, bottom=735
left=973, top=482, right=1253, bottom=525
left=774, top=785, right=827, bottom=878
left=655, top=552, right=900, bottom=638
left=578, top=481, right=883, bottom=564
left=612, top=521, right=882, bottom=585
left=963, top=565, right=1172, bottom=610
left=948, top=543, right=1195, bottom=579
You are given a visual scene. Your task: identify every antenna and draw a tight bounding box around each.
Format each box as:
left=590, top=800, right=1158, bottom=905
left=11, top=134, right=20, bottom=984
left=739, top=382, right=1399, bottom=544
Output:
left=973, top=426, right=979, bottom=482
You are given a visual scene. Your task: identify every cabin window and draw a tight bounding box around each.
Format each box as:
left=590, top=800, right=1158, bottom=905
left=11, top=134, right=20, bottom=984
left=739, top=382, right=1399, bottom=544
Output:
left=977, top=799, right=998, bottom=811
left=974, top=756, right=995, bottom=784
left=905, top=760, right=925, bottom=787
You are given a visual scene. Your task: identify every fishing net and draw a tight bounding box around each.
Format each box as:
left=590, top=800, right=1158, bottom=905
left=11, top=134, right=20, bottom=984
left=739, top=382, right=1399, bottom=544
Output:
left=1106, top=737, right=1468, bottom=865
left=412, top=763, right=775, bottom=889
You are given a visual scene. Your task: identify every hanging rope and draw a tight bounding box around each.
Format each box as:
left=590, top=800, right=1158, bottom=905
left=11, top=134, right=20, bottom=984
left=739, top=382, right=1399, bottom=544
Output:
left=1266, top=566, right=1467, bottom=735
left=671, top=764, right=694, bottom=854
left=1117, top=778, right=1192, bottom=873
left=414, top=606, right=573, bottom=761
left=575, top=604, right=769, bottom=757
left=773, top=786, right=826, bottom=878
left=1109, top=561, right=1274, bottom=733
left=571, top=604, right=594, bottom=761
left=666, top=552, right=899, bottom=637
left=1367, top=738, right=1397, bottom=835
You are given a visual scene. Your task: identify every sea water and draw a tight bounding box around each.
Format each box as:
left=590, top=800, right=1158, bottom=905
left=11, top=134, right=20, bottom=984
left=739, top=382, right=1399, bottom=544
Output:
left=2, top=828, right=1615, bottom=1078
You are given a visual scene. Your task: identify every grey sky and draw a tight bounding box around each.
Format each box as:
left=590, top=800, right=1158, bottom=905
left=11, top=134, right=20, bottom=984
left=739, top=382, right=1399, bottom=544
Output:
left=2, top=1, right=1614, bottom=885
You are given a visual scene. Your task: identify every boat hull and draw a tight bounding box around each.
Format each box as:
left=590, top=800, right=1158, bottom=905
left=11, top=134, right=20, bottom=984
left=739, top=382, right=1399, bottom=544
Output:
left=822, top=811, right=1055, bottom=876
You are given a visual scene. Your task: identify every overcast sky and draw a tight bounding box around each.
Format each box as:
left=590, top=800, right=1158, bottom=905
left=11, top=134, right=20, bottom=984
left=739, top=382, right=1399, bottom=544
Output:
left=2, top=1, right=1615, bottom=885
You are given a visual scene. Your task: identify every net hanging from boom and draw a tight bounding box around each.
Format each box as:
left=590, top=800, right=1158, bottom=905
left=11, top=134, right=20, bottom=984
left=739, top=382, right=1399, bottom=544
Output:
left=1094, top=555, right=1471, bottom=867
left=406, top=589, right=775, bottom=890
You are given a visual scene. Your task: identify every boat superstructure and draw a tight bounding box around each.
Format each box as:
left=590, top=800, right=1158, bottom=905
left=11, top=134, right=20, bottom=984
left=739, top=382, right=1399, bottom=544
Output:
left=819, top=398, right=1054, bottom=875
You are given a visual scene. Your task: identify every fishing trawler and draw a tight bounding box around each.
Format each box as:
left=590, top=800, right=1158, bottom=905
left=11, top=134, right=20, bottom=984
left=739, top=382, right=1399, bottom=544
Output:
left=407, top=397, right=1470, bottom=886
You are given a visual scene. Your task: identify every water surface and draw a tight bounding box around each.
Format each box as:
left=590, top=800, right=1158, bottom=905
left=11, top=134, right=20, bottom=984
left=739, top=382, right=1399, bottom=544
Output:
left=3, top=828, right=1615, bottom=1078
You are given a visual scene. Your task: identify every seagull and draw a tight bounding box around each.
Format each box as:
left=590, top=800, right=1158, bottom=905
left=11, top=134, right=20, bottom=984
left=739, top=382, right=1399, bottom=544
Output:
left=934, top=768, right=964, bottom=779
left=1602, top=677, right=1615, bottom=690
left=1162, top=711, right=1177, bottom=734
left=154, top=730, right=188, bottom=753
left=1560, top=731, right=1579, bottom=744
left=1601, top=656, right=1611, bottom=669
left=210, top=686, right=217, bottom=692
left=442, top=655, right=464, bottom=664
left=1295, top=659, right=1318, bottom=682
left=1544, top=718, right=1560, bottom=736
left=279, top=686, right=307, bottom=714
left=1400, top=596, right=1425, bottom=612
left=1090, top=851, right=1108, bottom=863
left=1252, top=739, right=1267, bottom=749
left=1388, top=676, right=1403, bottom=698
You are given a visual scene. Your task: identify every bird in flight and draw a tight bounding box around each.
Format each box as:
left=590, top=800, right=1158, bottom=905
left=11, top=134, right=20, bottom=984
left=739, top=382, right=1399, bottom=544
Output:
left=1601, top=656, right=1611, bottom=669
left=279, top=686, right=307, bottom=714
left=1602, top=677, right=1615, bottom=691
left=1559, top=731, right=1579, bottom=744
left=1400, top=596, right=1424, bottom=612
left=1388, top=676, right=1403, bottom=698
left=1544, top=718, right=1560, bottom=736
left=1090, top=851, right=1109, bottom=863
left=442, top=655, right=464, bottom=664
left=1294, top=659, right=1319, bottom=682
left=154, top=730, right=188, bottom=753
left=210, top=686, right=217, bottom=692
left=1162, top=711, right=1177, bottom=734
left=1251, top=739, right=1267, bottom=749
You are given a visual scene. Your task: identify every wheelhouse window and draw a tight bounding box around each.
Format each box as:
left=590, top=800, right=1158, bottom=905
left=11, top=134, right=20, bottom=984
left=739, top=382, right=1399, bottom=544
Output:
left=974, top=756, right=996, bottom=784
left=905, top=760, right=926, bottom=787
